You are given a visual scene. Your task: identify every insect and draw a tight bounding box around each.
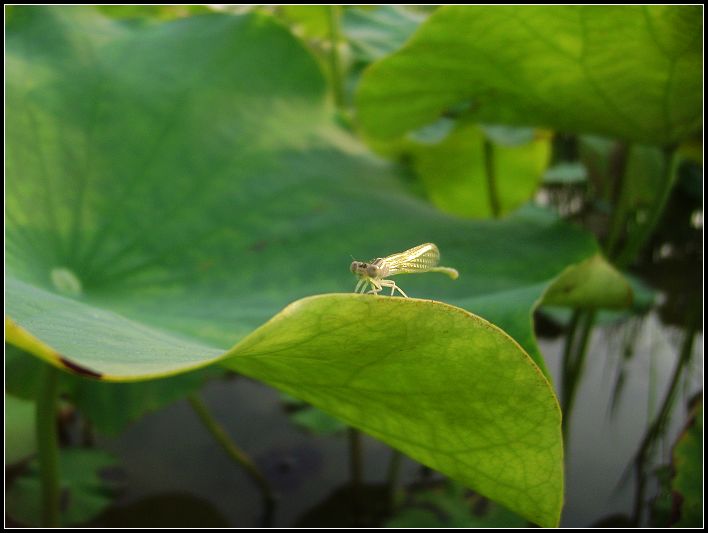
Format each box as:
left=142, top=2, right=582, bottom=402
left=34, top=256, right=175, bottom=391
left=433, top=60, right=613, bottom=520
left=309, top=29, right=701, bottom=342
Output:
left=350, top=243, right=459, bottom=297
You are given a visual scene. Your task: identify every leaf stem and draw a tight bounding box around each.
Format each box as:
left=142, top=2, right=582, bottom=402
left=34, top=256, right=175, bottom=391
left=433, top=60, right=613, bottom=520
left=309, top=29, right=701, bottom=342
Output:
left=603, top=141, right=631, bottom=258
left=327, top=5, right=344, bottom=109
left=386, top=449, right=403, bottom=513
left=187, top=394, right=276, bottom=524
left=631, top=310, right=698, bottom=525
left=36, top=364, right=60, bottom=527
left=348, top=427, right=363, bottom=524
left=615, top=148, right=676, bottom=268
left=561, top=309, right=581, bottom=392
left=561, top=310, right=596, bottom=439
left=483, top=138, right=501, bottom=218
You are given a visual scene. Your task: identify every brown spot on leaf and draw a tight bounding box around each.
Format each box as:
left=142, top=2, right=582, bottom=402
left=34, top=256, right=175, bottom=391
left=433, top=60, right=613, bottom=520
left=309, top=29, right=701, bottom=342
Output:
left=59, top=357, right=103, bottom=379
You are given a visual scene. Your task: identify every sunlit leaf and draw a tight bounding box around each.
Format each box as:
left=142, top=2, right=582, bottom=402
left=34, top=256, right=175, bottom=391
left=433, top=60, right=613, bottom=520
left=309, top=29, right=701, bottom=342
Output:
left=409, top=120, right=551, bottom=218
left=357, top=6, right=702, bottom=145
left=220, top=295, right=564, bottom=526
left=276, top=5, right=331, bottom=40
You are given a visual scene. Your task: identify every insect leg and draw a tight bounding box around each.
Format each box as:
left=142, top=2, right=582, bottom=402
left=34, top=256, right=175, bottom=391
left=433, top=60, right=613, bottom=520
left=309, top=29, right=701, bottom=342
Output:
left=354, top=278, right=365, bottom=293
left=389, top=281, right=408, bottom=298
left=378, top=279, right=408, bottom=298
left=377, top=279, right=396, bottom=296
left=358, top=277, right=374, bottom=294
left=367, top=278, right=383, bottom=295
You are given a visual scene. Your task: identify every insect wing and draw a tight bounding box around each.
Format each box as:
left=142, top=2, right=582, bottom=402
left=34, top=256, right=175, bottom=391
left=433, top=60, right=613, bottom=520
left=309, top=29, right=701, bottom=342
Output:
left=383, top=243, right=440, bottom=275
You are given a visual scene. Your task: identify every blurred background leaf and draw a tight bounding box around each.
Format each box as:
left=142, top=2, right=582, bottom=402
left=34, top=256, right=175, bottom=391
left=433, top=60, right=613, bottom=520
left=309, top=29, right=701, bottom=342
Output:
left=6, top=448, right=122, bottom=526
left=671, top=402, right=702, bottom=527
left=343, top=5, right=426, bottom=63
left=386, top=481, right=527, bottom=528
left=96, top=5, right=213, bottom=22
left=280, top=393, right=348, bottom=436
left=400, top=121, right=550, bottom=218
left=357, top=6, right=702, bottom=145
left=5, top=344, right=218, bottom=435
left=5, top=393, right=37, bottom=465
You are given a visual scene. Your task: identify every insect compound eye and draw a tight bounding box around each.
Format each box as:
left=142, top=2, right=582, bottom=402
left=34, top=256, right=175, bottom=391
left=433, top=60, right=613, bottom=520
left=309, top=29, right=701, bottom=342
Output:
left=351, top=261, right=368, bottom=274
left=366, top=264, right=379, bottom=277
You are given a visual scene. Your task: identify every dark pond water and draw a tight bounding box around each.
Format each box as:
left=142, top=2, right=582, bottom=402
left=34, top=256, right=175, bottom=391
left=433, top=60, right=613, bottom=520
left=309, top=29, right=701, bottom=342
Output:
left=94, top=311, right=702, bottom=527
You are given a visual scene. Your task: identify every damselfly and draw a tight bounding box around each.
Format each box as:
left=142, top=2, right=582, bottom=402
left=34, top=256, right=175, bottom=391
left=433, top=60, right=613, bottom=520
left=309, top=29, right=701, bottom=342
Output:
left=350, top=243, right=459, bottom=297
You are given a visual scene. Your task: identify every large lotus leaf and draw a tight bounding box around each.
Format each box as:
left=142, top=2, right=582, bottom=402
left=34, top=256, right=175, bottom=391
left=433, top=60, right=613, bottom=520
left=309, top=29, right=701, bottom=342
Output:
left=6, top=7, right=632, bottom=526
left=356, top=6, right=702, bottom=146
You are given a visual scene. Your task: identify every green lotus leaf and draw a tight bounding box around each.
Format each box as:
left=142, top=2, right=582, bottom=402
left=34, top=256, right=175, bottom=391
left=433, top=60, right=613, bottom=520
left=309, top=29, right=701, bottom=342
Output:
left=408, top=121, right=551, bottom=218
left=356, top=6, right=702, bottom=145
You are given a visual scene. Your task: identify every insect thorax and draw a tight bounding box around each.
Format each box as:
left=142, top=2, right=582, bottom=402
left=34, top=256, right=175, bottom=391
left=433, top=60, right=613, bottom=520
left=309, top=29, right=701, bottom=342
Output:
left=371, top=258, right=390, bottom=277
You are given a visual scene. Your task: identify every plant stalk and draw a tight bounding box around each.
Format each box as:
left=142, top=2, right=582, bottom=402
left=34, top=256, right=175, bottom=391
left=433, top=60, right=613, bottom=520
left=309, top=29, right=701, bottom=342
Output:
left=348, top=427, right=363, bottom=524
left=603, top=142, right=631, bottom=258
left=561, top=310, right=596, bottom=439
left=615, top=148, right=676, bottom=268
left=327, top=5, right=344, bottom=109
left=187, top=394, right=276, bottom=524
left=36, top=364, right=60, bottom=527
left=561, top=309, right=582, bottom=392
left=386, top=449, right=403, bottom=512
left=483, top=138, right=501, bottom=218
left=631, top=311, right=698, bottom=525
